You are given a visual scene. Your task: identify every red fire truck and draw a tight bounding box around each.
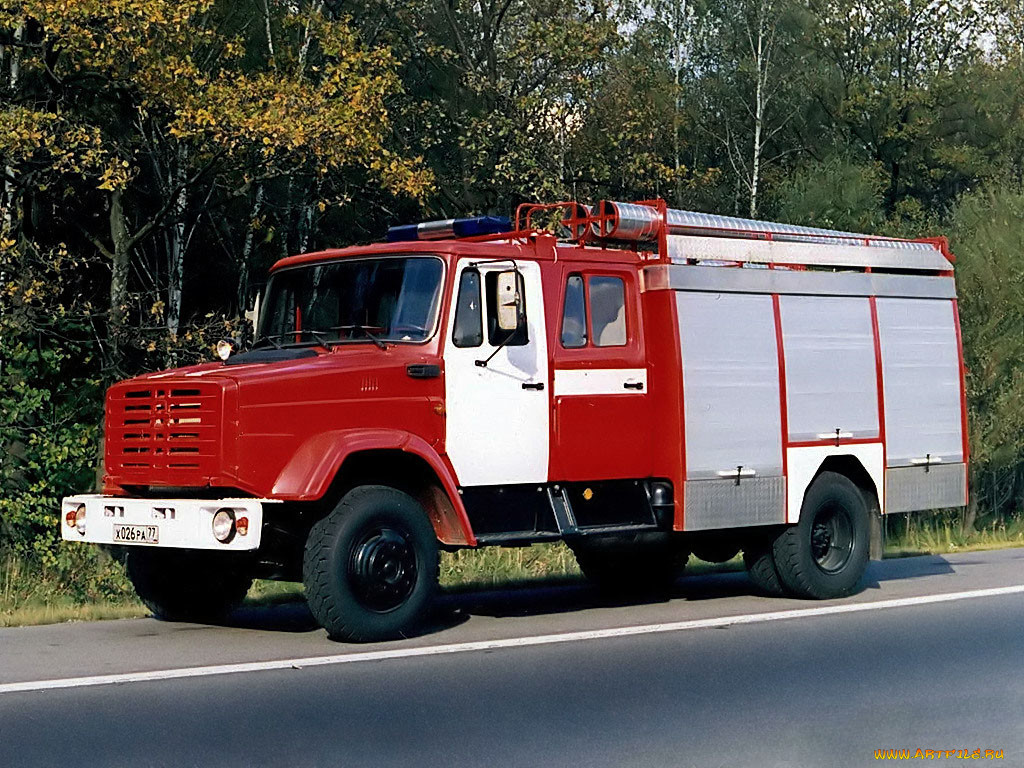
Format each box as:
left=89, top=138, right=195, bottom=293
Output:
left=61, top=200, right=968, bottom=641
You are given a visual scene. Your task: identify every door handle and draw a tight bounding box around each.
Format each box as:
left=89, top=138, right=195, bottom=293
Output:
left=406, top=364, right=441, bottom=379
left=623, top=381, right=644, bottom=390
left=522, top=382, right=545, bottom=391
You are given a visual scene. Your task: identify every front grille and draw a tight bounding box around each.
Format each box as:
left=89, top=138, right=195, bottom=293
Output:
left=106, top=383, right=222, bottom=482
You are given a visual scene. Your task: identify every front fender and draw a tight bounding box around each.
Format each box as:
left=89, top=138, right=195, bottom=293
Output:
left=271, top=428, right=475, bottom=545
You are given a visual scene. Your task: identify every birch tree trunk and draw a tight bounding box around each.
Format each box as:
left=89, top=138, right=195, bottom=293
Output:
left=166, top=147, right=189, bottom=335
left=238, top=184, right=265, bottom=313
left=747, top=0, right=770, bottom=218
left=2, top=22, right=24, bottom=231
left=108, top=189, right=132, bottom=365
left=670, top=0, right=689, bottom=207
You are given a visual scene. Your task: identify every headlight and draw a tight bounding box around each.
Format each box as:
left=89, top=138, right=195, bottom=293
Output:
left=212, top=508, right=236, bottom=543
left=216, top=339, right=234, bottom=361
left=74, top=504, right=87, bottom=536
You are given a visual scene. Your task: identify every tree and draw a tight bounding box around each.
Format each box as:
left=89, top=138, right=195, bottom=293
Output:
left=949, top=186, right=1024, bottom=530
left=341, top=0, right=620, bottom=212
left=1, top=0, right=431, bottom=368
left=803, top=0, right=1003, bottom=213
left=690, top=0, right=804, bottom=217
left=771, top=155, right=887, bottom=232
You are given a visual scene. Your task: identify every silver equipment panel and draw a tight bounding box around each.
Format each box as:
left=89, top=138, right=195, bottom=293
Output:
left=684, top=476, right=786, bottom=530
left=885, top=463, right=967, bottom=513
left=876, top=298, right=963, bottom=466
left=676, top=292, right=783, bottom=480
left=779, top=296, right=879, bottom=442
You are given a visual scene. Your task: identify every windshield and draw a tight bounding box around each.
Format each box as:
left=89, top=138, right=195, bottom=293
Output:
left=257, top=256, right=444, bottom=347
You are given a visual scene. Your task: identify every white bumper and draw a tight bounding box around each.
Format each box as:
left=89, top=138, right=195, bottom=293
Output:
left=60, top=495, right=270, bottom=551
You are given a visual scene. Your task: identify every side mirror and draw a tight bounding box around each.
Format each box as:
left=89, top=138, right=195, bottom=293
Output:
left=496, top=271, right=521, bottom=331
left=244, top=292, right=261, bottom=334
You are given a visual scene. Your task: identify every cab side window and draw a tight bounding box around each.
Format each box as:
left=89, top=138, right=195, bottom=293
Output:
left=559, top=273, right=628, bottom=349
left=590, top=276, right=626, bottom=347
left=452, top=269, right=483, bottom=348
left=560, top=274, right=588, bottom=348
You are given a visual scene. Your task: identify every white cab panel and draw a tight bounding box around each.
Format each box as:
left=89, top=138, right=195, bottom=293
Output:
left=443, top=259, right=550, bottom=486
left=875, top=298, right=963, bottom=466
left=779, top=296, right=879, bottom=441
left=553, top=368, right=647, bottom=396
left=676, top=292, right=783, bottom=480
left=785, top=443, right=884, bottom=522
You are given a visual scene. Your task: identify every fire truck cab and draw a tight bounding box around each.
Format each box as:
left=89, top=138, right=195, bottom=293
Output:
left=61, top=200, right=968, bottom=641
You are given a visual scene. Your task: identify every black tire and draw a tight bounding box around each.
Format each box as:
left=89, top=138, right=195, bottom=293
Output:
left=772, top=471, right=871, bottom=599
left=303, top=485, right=439, bottom=642
left=125, top=549, right=253, bottom=623
left=742, top=537, right=786, bottom=596
left=571, top=537, right=688, bottom=594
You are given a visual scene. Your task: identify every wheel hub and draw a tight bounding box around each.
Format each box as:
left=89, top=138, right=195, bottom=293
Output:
left=810, top=505, right=854, bottom=574
left=349, top=527, right=417, bottom=612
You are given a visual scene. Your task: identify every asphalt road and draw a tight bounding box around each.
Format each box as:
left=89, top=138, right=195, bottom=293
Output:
left=2, top=548, right=1024, bottom=767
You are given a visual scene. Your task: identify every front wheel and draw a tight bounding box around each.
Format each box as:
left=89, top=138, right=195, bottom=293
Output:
left=303, top=485, right=439, bottom=642
left=125, top=549, right=253, bottom=623
left=772, top=471, right=870, bottom=599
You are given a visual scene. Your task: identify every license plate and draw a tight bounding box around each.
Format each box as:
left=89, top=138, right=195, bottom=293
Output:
left=113, top=524, right=159, bottom=544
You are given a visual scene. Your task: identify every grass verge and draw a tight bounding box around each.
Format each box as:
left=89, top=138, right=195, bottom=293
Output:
left=2, top=511, right=1022, bottom=628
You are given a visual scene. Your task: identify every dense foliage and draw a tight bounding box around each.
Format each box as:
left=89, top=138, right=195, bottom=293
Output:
left=2, top=0, right=1023, bottom=595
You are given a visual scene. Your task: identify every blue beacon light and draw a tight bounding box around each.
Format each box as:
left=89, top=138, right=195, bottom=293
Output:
left=387, top=216, right=512, bottom=242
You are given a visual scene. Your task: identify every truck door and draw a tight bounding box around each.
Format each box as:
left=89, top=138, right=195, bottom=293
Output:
left=442, top=258, right=549, bottom=487
left=550, top=266, right=651, bottom=480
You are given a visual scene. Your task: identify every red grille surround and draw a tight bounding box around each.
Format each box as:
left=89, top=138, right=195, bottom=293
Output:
left=105, top=382, right=223, bottom=486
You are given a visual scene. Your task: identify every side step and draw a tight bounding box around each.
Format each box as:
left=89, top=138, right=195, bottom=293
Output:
left=548, top=485, right=577, bottom=535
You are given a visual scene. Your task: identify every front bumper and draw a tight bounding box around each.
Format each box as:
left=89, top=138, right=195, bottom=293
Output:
left=60, top=495, right=271, bottom=551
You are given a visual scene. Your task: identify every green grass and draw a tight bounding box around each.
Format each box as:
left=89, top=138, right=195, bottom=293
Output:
left=2, top=511, right=1022, bottom=628
left=884, top=511, right=1024, bottom=557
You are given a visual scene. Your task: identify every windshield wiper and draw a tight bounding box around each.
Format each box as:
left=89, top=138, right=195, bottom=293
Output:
left=252, top=333, right=284, bottom=350
left=329, top=325, right=388, bottom=350
left=253, top=331, right=331, bottom=350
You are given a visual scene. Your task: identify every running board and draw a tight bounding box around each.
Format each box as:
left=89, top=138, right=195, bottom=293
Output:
left=473, top=523, right=661, bottom=547
left=462, top=480, right=665, bottom=546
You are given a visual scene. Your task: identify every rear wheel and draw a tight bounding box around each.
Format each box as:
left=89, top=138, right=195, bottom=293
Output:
left=742, top=536, right=786, bottom=596
left=125, top=549, right=253, bottom=623
left=303, top=485, right=439, bottom=642
left=772, top=471, right=870, bottom=599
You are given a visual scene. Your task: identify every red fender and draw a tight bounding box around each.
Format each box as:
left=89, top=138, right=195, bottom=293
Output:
left=271, top=428, right=476, bottom=546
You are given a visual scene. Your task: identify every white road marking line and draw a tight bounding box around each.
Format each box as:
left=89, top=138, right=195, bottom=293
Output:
left=3, top=584, right=1022, bottom=695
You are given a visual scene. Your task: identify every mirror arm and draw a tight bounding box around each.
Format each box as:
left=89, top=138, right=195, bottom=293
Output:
left=469, top=258, right=521, bottom=274
left=475, top=332, right=515, bottom=368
